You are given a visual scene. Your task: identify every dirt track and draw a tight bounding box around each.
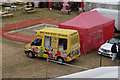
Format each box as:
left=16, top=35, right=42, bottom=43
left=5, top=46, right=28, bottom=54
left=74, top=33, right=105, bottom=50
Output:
left=2, top=36, right=117, bottom=78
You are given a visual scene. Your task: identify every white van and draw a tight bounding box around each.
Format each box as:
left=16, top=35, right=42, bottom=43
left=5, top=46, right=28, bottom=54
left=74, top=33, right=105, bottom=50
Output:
left=92, top=8, right=120, bottom=32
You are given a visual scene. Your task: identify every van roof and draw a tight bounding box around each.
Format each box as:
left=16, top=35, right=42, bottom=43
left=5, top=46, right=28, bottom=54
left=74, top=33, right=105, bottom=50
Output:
left=38, top=28, right=77, bottom=35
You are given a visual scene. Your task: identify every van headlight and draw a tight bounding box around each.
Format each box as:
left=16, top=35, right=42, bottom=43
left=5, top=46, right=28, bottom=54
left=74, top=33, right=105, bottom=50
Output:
left=25, top=46, right=27, bottom=50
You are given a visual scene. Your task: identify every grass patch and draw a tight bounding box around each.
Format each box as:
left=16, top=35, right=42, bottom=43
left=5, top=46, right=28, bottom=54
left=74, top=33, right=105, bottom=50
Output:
left=2, top=6, right=78, bottom=27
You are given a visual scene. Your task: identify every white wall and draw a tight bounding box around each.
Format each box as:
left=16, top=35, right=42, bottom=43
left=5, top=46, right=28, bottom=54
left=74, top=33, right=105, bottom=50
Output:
left=85, top=0, right=120, bottom=5
left=58, top=66, right=119, bottom=78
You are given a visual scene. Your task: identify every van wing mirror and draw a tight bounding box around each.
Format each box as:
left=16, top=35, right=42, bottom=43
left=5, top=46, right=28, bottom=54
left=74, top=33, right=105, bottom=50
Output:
left=31, top=42, right=35, bottom=46
left=31, top=43, right=33, bottom=46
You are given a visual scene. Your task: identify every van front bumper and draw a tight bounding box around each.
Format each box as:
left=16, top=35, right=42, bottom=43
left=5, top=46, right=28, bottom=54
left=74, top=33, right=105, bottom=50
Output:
left=25, top=51, right=27, bottom=54
left=65, top=54, right=81, bottom=62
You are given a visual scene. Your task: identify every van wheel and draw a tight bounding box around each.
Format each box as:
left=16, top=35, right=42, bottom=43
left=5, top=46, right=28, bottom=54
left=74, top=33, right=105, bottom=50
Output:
left=57, top=57, right=64, bottom=64
left=28, top=52, right=35, bottom=58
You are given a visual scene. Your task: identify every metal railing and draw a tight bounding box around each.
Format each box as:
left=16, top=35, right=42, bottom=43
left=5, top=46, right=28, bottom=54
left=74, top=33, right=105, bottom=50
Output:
left=46, top=59, right=89, bottom=79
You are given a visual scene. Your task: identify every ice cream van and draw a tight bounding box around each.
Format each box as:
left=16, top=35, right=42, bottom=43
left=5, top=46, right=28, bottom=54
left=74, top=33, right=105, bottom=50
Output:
left=25, top=28, right=80, bottom=63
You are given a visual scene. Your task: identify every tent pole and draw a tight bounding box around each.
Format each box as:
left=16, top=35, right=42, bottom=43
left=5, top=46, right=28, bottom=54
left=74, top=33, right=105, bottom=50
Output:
left=100, top=53, right=102, bottom=67
left=81, top=0, right=85, bottom=12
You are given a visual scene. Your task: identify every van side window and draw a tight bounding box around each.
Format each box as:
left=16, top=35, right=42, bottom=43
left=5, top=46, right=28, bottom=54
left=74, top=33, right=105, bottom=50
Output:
left=44, top=36, right=51, bottom=47
left=44, top=36, right=67, bottom=50
left=59, top=38, right=67, bottom=50
left=32, top=38, right=42, bottom=46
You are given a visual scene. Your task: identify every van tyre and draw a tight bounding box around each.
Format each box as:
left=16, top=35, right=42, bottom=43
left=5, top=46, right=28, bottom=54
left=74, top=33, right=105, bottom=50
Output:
left=28, top=52, right=35, bottom=58
left=57, top=57, right=64, bottom=64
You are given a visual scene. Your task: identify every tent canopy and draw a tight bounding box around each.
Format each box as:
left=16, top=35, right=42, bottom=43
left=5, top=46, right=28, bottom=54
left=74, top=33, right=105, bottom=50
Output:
left=59, top=10, right=114, bottom=53
left=59, top=10, right=113, bottom=29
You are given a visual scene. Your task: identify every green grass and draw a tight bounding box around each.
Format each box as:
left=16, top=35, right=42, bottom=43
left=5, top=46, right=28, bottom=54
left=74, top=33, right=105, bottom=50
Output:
left=2, top=6, right=78, bottom=28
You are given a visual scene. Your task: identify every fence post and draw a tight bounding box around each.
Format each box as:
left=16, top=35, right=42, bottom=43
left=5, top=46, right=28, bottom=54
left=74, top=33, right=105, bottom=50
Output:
left=100, top=53, right=102, bottom=67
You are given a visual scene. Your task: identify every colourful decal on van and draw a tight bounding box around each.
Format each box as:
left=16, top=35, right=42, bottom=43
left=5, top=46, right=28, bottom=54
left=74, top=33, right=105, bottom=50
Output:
left=29, top=43, right=79, bottom=61
left=53, top=49, right=57, bottom=59
left=72, top=50, right=75, bottom=57
left=62, top=50, right=67, bottom=60
left=34, top=47, right=40, bottom=53
left=39, top=49, right=44, bottom=56
left=61, top=51, right=63, bottom=56
left=32, top=46, right=40, bottom=57
left=56, top=50, right=60, bottom=56
left=47, top=46, right=53, bottom=59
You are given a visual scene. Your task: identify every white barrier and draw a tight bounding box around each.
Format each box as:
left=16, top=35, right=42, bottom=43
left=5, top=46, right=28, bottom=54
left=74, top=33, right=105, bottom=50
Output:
left=47, top=59, right=88, bottom=70
left=46, top=59, right=89, bottom=79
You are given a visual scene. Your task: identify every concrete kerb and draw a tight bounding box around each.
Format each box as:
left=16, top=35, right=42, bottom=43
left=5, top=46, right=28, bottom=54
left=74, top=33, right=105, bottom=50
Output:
left=47, top=59, right=89, bottom=70
left=8, top=23, right=58, bottom=33
left=0, top=18, right=61, bottom=43
left=46, top=59, right=89, bottom=79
